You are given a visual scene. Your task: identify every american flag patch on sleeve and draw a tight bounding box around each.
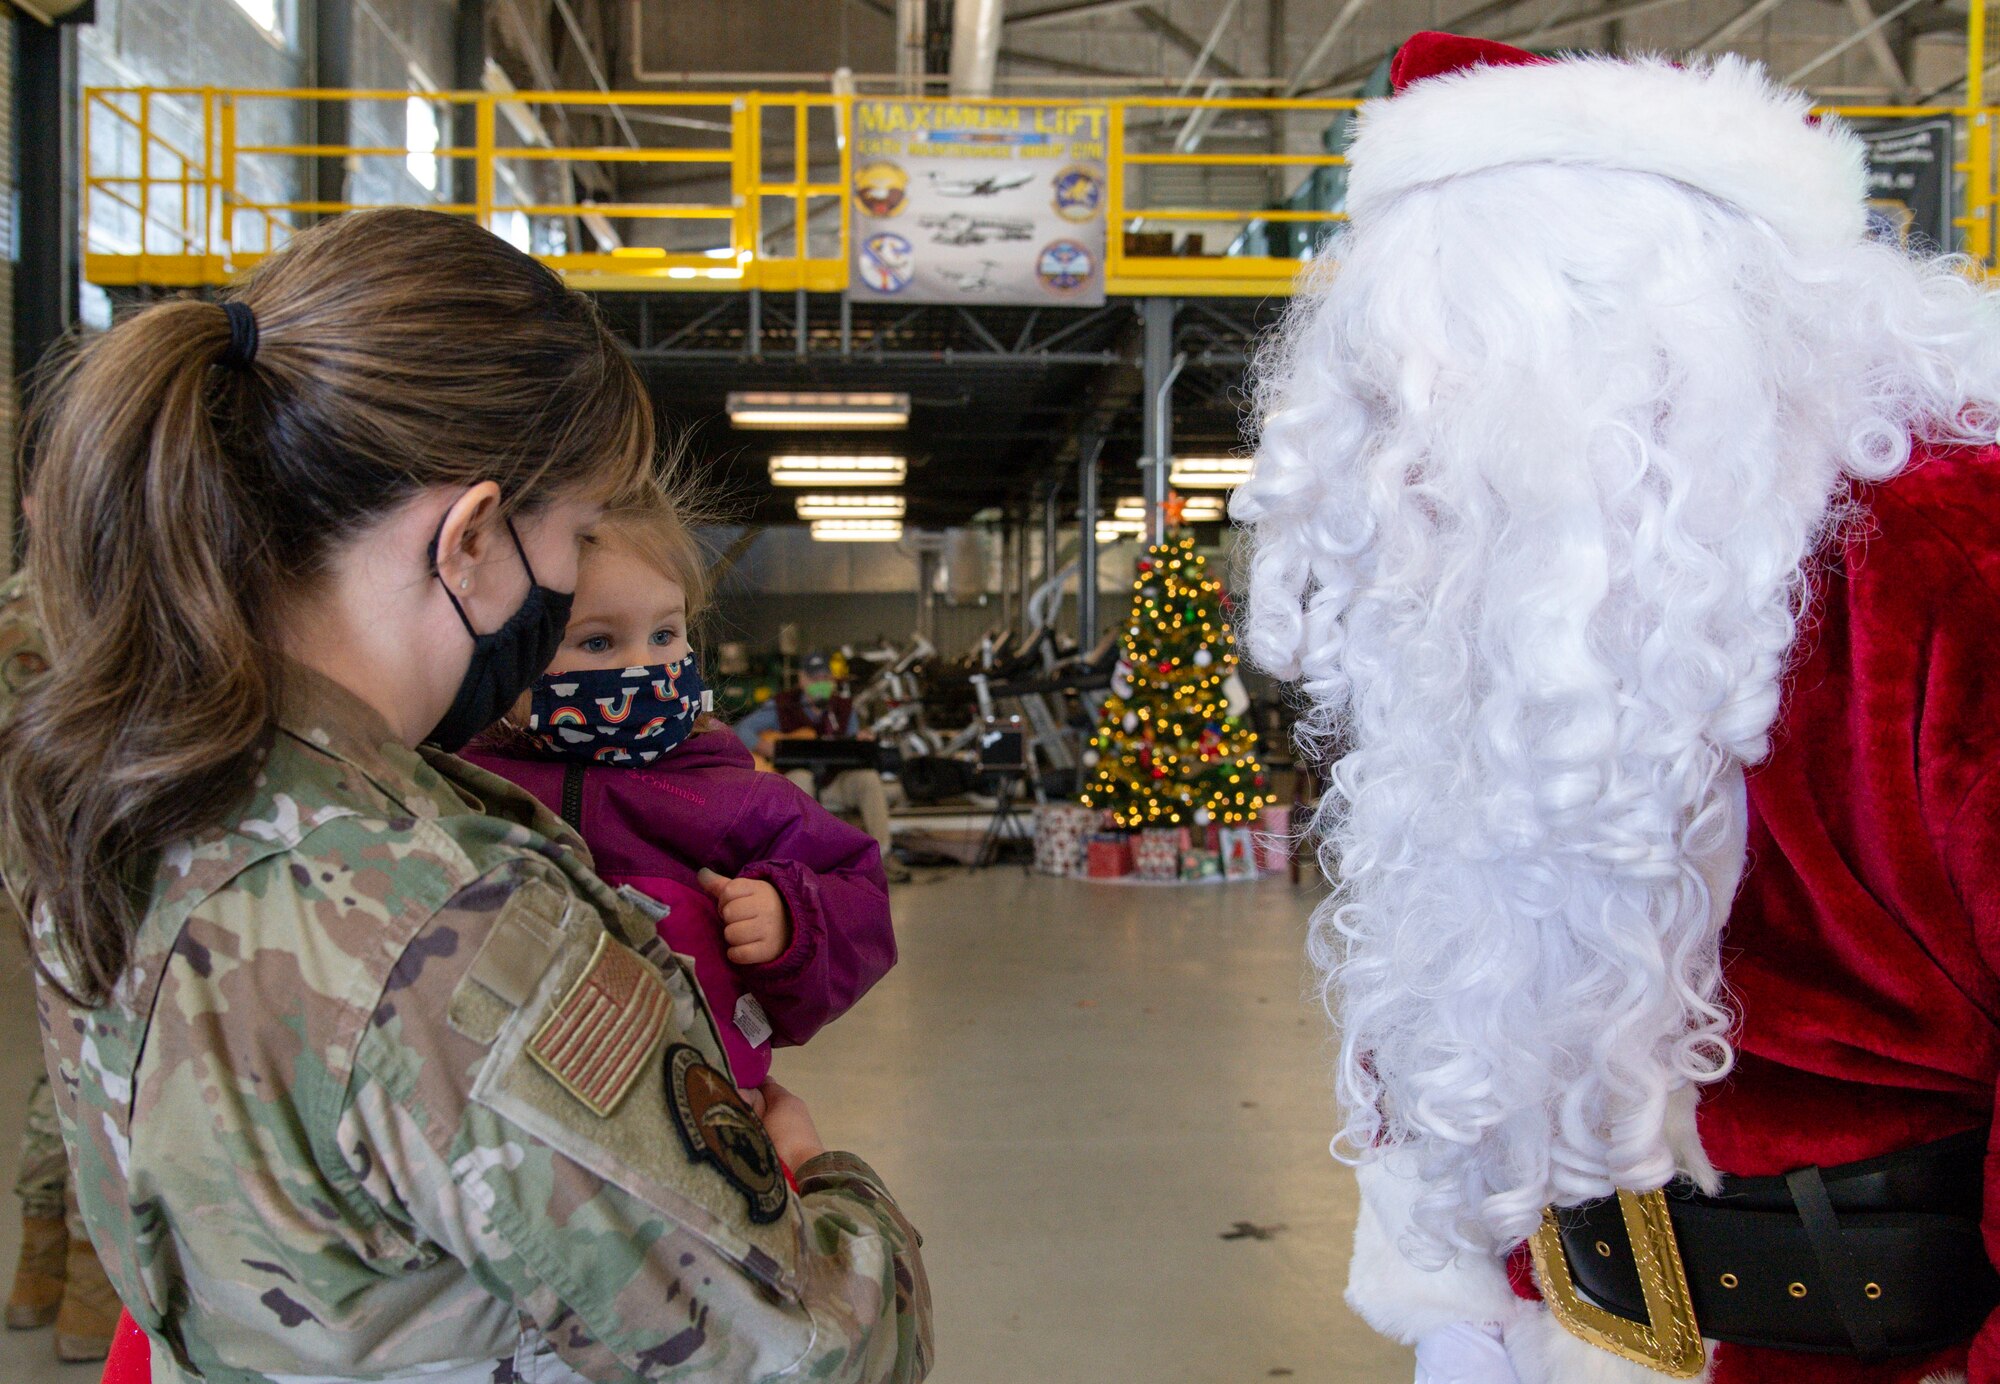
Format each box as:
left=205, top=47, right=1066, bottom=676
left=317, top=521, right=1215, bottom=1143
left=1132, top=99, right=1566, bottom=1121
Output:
left=527, top=932, right=672, bottom=1117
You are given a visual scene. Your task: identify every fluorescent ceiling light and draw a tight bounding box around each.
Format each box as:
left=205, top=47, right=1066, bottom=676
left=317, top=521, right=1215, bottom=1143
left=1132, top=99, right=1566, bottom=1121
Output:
left=730, top=391, right=910, bottom=430
left=1116, top=495, right=1226, bottom=522
left=1169, top=455, right=1254, bottom=489
left=1096, top=520, right=1143, bottom=542
left=811, top=518, right=904, bottom=542
left=768, top=455, right=908, bottom=487
left=795, top=493, right=907, bottom=520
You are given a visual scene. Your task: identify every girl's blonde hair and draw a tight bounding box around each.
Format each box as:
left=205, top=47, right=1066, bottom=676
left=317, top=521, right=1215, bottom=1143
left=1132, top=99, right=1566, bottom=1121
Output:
left=587, top=476, right=709, bottom=624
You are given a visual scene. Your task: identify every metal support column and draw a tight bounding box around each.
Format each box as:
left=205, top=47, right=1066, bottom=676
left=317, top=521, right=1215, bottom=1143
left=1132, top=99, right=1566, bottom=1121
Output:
left=13, top=3, right=85, bottom=557
left=451, top=0, right=488, bottom=206
left=747, top=289, right=762, bottom=359
left=1015, top=511, right=1035, bottom=634
left=1041, top=478, right=1063, bottom=624
left=14, top=10, right=79, bottom=386
left=795, top=287, right=808, bottom=359
left=1140, top=296, right=1180, bottom=545
left=1077, top=432, right=1103, bottom=648
left=915, top=547, right=939, bottom=645
left=312, top=0, right=354, bottom=216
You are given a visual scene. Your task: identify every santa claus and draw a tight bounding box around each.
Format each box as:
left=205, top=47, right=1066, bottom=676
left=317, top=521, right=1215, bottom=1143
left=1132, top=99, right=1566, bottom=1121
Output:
left=1234, top=32, right=2000, bottom=1384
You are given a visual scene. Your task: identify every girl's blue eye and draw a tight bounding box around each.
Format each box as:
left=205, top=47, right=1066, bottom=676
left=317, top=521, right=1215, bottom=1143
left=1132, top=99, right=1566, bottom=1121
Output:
left=650, top=628, right=678, bottom=646
left=580, top=636, right=611, bottom=654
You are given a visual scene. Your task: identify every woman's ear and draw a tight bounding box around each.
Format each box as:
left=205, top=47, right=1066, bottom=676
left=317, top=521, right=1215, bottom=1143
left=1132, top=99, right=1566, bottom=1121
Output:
left=431, top=482, right=504, bottom=594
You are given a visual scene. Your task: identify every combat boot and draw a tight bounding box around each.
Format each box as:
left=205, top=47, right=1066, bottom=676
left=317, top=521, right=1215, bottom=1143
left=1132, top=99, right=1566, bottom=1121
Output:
left=5, top=1213, right=65, bottom=1329
left=53, top=1234, right=117, bottom=1361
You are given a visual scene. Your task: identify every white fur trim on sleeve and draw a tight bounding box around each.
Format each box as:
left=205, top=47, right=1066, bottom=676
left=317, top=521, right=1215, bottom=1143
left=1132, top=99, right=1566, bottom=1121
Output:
left=1347, top=1154, right=1529, bottom=1342
left=1346, top=53, right=1867, bottom=258
left=1504, top=1310, right=1714, bottom=1384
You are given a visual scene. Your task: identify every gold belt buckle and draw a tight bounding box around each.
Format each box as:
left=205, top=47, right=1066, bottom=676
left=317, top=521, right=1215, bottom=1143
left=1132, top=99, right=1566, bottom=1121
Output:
left=1527, top=1188, right=1707, bottom=1378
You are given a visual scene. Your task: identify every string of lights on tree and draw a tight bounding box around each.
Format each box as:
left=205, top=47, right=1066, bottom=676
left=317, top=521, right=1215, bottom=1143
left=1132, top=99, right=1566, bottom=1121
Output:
left=1079, top=529, right=1269, bottom=829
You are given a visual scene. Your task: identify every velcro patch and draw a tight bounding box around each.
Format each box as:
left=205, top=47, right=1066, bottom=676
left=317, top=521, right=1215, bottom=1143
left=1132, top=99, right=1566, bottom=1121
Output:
left=527, top=933, right=670, bottom=1117
left=664, top=1043, right=788, bottom=1224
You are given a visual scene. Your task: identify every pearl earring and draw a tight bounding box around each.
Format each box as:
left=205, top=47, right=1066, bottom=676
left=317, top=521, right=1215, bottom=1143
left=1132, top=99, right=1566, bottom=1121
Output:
left=459, top=578, right=470, bottom=591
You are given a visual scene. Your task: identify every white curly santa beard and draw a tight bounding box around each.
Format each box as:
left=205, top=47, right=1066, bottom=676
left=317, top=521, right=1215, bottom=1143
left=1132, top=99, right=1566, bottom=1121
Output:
left=1237, top=143, right=2000, bottom=1258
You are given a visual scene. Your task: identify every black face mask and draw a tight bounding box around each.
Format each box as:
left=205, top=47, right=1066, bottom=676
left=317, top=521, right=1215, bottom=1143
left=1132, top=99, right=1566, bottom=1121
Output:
left=425, top=517, right=574, bottom=753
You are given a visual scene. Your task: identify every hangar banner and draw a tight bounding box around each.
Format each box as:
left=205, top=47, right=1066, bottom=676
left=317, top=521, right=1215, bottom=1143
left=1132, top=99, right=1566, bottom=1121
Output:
left=848, top=99, right=1109, bottom=307
left=1858, top=118, right=1952, bottom=252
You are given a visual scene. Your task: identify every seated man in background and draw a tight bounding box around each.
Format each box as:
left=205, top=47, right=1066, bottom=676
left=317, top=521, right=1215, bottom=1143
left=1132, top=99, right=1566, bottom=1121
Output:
left=738, top=652, right=910, bottom=882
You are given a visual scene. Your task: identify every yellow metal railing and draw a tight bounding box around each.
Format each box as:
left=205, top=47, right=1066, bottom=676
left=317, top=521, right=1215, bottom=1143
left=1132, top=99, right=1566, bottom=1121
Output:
left=82, top=87, right=1357, bottom=296
left=1109, top=95, right=1354, bottom=296
left=81, top=80, right=2000, bottom=296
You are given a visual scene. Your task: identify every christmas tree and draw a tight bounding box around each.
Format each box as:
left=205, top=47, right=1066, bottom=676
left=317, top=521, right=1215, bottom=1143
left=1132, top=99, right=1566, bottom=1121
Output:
left=1079, top=530, right=1270, bottom=829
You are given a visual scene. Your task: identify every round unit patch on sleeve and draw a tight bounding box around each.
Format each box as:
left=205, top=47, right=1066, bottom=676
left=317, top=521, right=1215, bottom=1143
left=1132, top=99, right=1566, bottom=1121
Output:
left=527, top=932, right=671, bottom=1118
left=664, top=1043, right=788, bottom=1224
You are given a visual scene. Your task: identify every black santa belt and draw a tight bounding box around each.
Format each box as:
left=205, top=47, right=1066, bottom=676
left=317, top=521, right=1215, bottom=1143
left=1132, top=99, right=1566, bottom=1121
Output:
left=1532, top=1129, right=1999, bottom=1368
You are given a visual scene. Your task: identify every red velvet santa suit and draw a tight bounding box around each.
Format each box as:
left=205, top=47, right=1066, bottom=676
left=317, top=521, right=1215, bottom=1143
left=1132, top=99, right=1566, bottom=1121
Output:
left=1262, top=31, right=2000, bottom=1384
left=1694, top=443, right=2000, bottom=1383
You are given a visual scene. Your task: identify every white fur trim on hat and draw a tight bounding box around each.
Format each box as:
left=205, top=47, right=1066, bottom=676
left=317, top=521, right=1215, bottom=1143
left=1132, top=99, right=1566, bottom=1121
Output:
left=1346, top=52, right=1868, bottom=257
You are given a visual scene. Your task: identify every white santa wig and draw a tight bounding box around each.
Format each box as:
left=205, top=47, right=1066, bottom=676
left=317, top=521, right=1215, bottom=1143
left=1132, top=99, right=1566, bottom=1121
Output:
left=1234, top=48, right=2000, bottom=1258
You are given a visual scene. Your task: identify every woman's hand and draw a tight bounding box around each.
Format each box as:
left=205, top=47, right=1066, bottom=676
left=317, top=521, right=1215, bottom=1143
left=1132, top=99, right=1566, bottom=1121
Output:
left=756, top=1080, right=827, bottom=1168
left=697, top=869, right=794, bottom=964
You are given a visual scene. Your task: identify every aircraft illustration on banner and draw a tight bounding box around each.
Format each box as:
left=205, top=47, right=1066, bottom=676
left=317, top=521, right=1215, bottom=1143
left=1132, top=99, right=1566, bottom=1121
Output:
left=936, top=260, right=1003, bottom=293
left=925, top=171, right=1036, bottom=198
left=918, top=213, right=1035, bottom=245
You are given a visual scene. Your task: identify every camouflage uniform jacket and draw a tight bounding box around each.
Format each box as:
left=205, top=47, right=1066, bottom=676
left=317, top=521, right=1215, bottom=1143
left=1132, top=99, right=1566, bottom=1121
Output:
left=32, top=664, right=932, bottom=1383
left=0, top=568, right=49, bottom=712
left=0, top=568, right=49, bottom=931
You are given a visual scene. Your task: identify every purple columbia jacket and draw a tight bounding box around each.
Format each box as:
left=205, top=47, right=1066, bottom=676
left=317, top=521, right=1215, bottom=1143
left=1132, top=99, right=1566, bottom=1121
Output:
left=461, top=728, right=895, bottom=1087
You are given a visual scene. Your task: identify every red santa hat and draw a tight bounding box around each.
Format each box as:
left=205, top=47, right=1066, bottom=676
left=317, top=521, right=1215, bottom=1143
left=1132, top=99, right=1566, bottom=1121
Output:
left=1347, top=31, right=1870, bottom=257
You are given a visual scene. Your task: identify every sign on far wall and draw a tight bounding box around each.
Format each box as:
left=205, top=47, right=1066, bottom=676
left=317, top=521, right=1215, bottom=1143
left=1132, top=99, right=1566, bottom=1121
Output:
left=848, top=99, right=1108, bottom=307
left=1858, top=118, right=1953, bottom=253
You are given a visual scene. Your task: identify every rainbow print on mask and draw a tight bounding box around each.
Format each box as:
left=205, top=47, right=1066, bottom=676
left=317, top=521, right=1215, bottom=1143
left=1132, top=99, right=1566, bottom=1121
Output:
left=525, top=655, right=710, bottom=766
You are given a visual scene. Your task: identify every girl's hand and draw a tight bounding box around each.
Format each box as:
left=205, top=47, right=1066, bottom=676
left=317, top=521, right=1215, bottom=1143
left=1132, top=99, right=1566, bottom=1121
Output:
left=697, top=869, right=794, bottom=965
left=756, top=1080, right=827, bottom=1168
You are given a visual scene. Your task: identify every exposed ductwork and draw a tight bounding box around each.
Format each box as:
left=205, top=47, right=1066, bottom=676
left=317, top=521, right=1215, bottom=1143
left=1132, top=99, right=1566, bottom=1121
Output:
left=898, top=0, right=928, bottom=93
left=949, top=0, right=1004, bottom=96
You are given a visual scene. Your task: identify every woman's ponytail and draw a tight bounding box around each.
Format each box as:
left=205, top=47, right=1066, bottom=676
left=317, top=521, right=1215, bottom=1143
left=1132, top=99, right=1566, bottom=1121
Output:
left=0, top=209, right=651, bottom=1005
left=3, top=300, right=277, bottom=1002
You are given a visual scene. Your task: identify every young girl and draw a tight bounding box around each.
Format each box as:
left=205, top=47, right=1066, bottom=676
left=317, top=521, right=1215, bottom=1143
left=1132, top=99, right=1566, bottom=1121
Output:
left=461, top=487, right=896, bottom=1089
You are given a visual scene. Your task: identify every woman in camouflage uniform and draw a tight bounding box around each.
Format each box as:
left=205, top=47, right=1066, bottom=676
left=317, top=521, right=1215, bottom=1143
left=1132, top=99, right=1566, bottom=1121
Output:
left=0, top=209, right=931, bottom=1384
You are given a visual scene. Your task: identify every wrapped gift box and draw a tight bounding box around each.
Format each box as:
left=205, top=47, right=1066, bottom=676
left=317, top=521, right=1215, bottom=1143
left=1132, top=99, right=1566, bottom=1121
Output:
left=1134, top=827, right=1184, bottom=881
left=1219, top=827, right=1259, bottom=881
left=1086, top=833, right=1134, bottom=879
left=1256, top=805, right=1295, bottom=873
left=1179, top=848, right=1222, bottom=880
left=1034, top=803, right=1099, bottom=877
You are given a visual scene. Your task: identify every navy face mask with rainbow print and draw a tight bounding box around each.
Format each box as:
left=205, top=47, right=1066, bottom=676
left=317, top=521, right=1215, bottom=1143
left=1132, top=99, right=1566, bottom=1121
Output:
left=523, top=655, right=710, bottom=765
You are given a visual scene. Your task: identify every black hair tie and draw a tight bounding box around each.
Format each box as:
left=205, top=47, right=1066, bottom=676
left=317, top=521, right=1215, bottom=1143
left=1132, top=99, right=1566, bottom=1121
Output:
left=217, top=301, right=259, bottom=372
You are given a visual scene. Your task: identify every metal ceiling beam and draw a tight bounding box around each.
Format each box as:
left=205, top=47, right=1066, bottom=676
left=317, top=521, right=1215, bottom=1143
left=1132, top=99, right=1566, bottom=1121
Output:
left=1837, top=0, right=1912, bottom=91
left=1491, top=0, right=1695, bottom=47
left=1135, top=7, right=1244, bottom=77
left=997, top=47, right=1157, bottom=77
left=1692, top=0, right=1794, bottom=52
left=1285, top=0, right=1377, bottom=95
left=1295, top=0, right=1541, bottom=96
left=1008, top=0, right=1154, bottom=30
left=551, top=0, right=640, bottom=148
left=1167, top=0, right=1242, bottom=151
left=1173, top=0, right=1242, bottom=94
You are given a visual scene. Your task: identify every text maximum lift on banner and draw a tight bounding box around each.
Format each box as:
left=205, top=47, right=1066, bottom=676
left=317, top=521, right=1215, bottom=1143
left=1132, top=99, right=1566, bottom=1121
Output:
left=848, top=101, right=1109, bottom=307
